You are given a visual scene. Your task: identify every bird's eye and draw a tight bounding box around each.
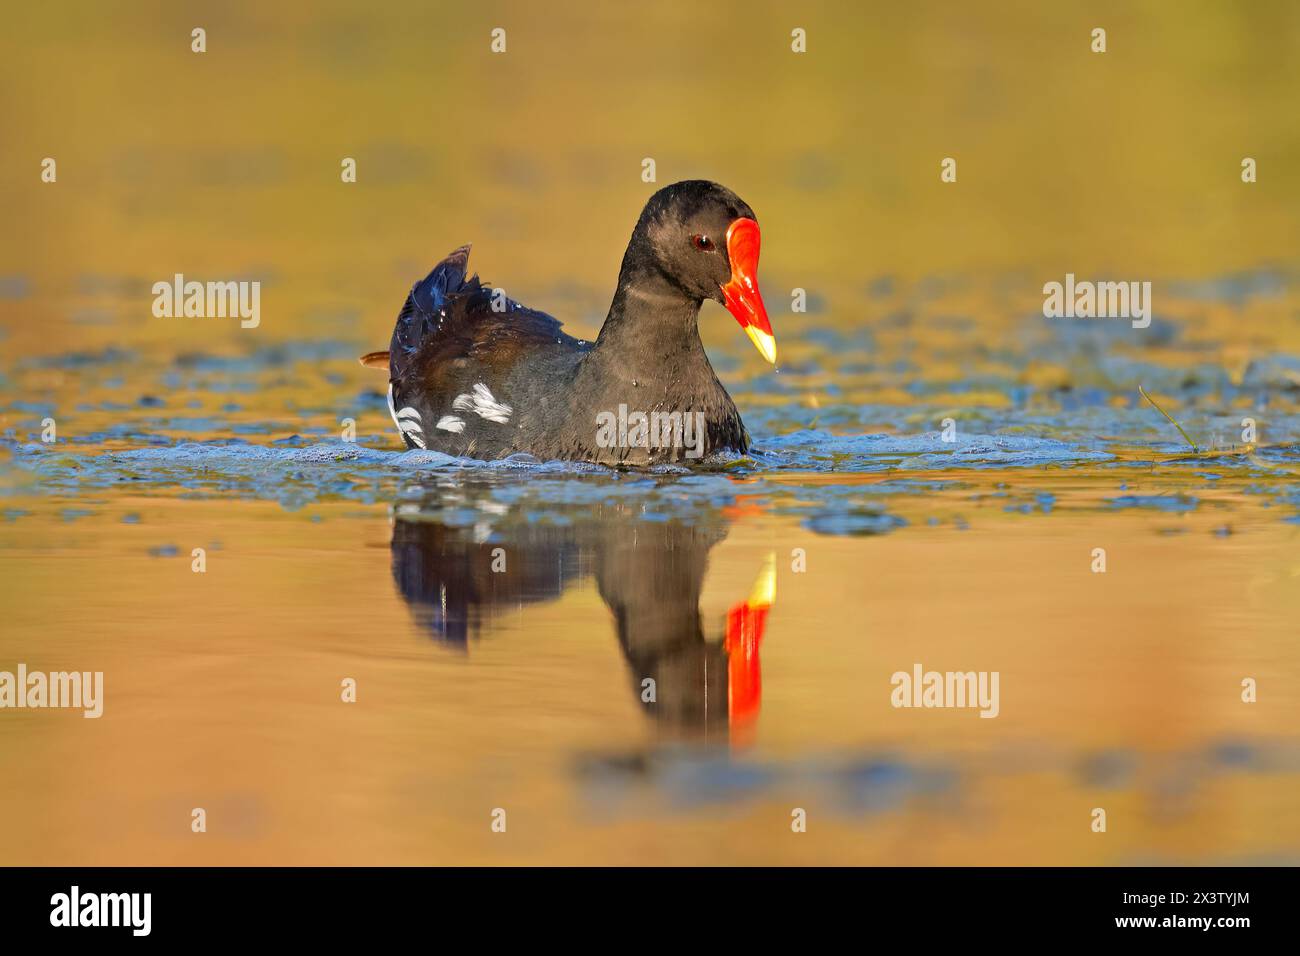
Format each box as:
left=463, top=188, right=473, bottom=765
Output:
left=691, top=234, right=714, bottom=251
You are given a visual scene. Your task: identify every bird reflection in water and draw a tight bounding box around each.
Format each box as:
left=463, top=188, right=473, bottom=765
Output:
left=389, top=505, right=774, bottom=745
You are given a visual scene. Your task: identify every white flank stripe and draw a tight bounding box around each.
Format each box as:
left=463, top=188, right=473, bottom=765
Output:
left=396, top=417, right=426, bottom=449
left=452, top=382, right=512, bottom=424
left=386, top=384, right=401, bottom=431
left=389, top=385, right=425, bottom=448
left=436, top=415, right=466, bottom=433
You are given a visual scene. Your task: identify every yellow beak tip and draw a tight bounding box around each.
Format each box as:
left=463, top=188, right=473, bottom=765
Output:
left=747, top=552, right=777, bottom=607
left=745, top=327, right=777, bottom=365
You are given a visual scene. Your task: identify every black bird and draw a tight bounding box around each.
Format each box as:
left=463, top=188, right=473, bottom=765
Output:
left=360, top=180, right=774, bottom=465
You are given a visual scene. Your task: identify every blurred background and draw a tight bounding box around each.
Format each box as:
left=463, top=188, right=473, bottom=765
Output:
left=3, top=0, right=1298, bottom=353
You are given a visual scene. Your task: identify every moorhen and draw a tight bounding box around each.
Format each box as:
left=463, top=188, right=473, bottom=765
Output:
left=359, top=180, right=774, bottom=465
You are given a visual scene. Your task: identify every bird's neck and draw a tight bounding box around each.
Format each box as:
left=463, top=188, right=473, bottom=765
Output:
left=589, top=267, right=711, bottom=382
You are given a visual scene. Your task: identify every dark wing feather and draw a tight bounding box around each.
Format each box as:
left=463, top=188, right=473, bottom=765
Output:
left=388, top=245, right=479, bottom=380
left=388, top=244, right=579, bottom=385
left=398, top=283, right=580, bottom=407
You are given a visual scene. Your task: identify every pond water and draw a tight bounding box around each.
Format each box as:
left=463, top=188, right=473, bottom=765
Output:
left=3, top=277, right=1298, bottom=864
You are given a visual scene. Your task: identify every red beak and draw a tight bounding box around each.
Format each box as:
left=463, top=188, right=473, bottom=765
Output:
left=724, top=552, right=776, bottom=745
left=720, top=218, right=776, bottom=364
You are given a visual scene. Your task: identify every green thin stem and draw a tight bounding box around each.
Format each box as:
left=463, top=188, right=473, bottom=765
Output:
left=1139, top=385, right=1199, bottom=454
